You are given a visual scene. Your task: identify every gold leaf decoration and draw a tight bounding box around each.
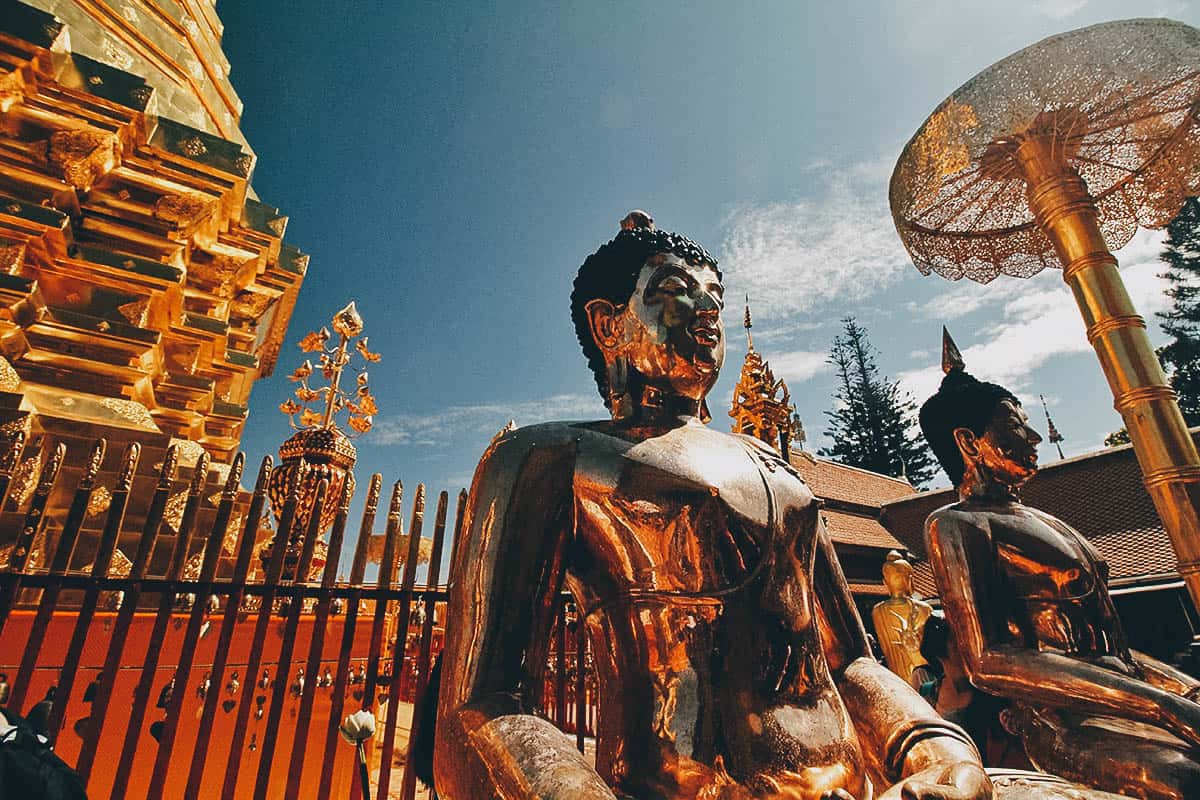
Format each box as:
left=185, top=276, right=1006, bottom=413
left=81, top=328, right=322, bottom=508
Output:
left=99, top=398, right=158, bottom=430
left=355, top=337, right=381, bottom=363
left=163, top=490, right=189, bottom=535
left=298, top=329, right=329, bottom=353
left=87, top=485, right=113, bottom=518
left=117, top=298, right=150, bottom=327
left=288, top=360, right=313, bottom=382
left=0, top=355, right=20, bottom=392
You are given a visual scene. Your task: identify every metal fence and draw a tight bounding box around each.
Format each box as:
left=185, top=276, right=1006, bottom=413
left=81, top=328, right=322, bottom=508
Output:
left=0, top=434, right=597, bottom=799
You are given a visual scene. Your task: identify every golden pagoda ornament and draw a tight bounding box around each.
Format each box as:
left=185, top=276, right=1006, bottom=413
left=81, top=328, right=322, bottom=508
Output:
left=265, top=302, right=381, bottom=576
left=728, top=301, right=798, bottom=454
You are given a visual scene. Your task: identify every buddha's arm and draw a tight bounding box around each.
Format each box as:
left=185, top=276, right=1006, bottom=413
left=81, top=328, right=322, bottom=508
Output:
left=926, top=513, right=1200, bottom=747
left=434, top=428, right=616, bottom=800
left=1131, top=649, right=1200, bottom=697
left=812, top=519, right=985, bottom=795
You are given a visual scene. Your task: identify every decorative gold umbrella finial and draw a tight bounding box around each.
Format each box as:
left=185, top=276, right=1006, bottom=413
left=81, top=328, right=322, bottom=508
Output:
left=331, top=301, right=364, bottom=338
left=281, top=301, right=380, bottom=435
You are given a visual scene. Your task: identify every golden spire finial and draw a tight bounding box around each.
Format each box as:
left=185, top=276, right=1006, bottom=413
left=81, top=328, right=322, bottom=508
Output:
left=281, top=301, right=381, bottom=435
left=744, top=295, right=754, bottom=352
left=941, top=326, right=965, bottom=375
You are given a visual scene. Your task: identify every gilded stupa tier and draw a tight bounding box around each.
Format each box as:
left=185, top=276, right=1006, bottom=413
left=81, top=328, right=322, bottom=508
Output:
left=0, top=0, right=306, bottom=466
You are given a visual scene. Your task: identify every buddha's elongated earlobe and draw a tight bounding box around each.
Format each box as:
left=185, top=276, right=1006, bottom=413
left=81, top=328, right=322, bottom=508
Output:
left=607, top=355, right=633, bottom=420
left=952, top=427, right=981, bottom=464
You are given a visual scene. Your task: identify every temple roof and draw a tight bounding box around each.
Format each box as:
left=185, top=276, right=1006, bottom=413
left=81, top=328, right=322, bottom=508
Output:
left=787, top=450, right=913, bottom=552
left=879, top=433, right=1191, bottom=593
left=789, top=450, right=917, bottom=509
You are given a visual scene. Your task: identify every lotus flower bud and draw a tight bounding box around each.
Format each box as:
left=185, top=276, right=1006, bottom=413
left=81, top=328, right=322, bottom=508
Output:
left=340, top=708, right=376, bottom=744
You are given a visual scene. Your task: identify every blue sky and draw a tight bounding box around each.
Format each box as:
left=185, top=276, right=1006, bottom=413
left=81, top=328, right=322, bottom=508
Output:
left=216, top=0, right=1193, bottom=526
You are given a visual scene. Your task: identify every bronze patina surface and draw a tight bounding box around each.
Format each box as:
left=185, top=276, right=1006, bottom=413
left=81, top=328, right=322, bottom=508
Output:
left=433, top=213, right=1001, bottom=800
left=919, top=341, right=1200, bottom=799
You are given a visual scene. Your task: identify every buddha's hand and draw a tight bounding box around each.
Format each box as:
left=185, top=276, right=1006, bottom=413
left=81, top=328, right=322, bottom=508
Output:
left=819, top=790, right=857, bottom=800
left=888, top=762, right=992, bottom=800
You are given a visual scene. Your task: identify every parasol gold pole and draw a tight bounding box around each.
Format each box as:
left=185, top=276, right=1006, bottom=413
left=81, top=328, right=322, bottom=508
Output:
left=1013, top=134, right=1200, bottom=613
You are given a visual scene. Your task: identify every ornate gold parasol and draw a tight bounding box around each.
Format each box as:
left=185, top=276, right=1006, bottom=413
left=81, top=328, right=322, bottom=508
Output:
left=890, top=19, right=1200, bottom=610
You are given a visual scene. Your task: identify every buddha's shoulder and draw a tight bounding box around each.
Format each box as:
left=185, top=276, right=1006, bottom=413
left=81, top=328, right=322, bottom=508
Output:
left=478, top=420, right=590, bottom=462
left=924, top=501, right=991, bottom=538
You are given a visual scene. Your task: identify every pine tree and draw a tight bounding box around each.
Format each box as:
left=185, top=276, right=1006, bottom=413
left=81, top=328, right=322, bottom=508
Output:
left=819, top=318, right=937, bottom=486
left=1157, top=197, right=1200, bottom=427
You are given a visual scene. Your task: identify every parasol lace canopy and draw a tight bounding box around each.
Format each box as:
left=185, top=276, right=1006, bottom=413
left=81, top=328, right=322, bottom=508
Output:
left=890, top=18, right=1200, bottom=284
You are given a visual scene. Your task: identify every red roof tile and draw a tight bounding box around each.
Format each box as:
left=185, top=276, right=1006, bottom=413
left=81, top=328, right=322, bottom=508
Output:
left=789, top=451, right=917, bottom=507
left=821, top=507, right=907, bottom=552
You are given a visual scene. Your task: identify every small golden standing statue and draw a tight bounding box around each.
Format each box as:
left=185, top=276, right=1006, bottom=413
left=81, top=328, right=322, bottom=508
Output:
left=918, top=332, right=1200, bottom=799
left=431, top=211, right=1002, bottom=800
left=264, top=301, right=381, bottom=576
left=872, top=551, right=935, bottom=696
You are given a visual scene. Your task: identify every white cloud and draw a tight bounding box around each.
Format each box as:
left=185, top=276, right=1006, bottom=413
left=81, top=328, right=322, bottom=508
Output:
left=897, top=228, right=1170, bottom=404
left=719, top=164, right=910, bottom=322
left=372, top=393, right=604, bottom=447
left=765, top=349, right=831, bottom=384
left=1031, top=0, right=1088, bottom=18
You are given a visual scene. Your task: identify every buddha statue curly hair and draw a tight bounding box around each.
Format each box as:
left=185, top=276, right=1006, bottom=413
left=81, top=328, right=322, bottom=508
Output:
left=919, top=369, right=1019, bottom=486
left=570, top=211, right=720, bottom=407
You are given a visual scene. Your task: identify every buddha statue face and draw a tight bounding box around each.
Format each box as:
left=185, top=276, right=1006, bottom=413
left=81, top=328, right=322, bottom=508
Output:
left=954, top=397, right=1042, bottom=491
left=883, top=553, right=915, bottom=598
left=586, top=251, right=726, bottom=402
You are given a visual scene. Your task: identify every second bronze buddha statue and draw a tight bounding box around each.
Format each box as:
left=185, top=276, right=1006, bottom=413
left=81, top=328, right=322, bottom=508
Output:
left=918, top=340, right=1200, bottom=799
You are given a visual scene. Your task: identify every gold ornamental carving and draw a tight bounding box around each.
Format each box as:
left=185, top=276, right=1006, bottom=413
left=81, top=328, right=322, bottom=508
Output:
left=153, top=193, right=214, bottom=226
left=0, top=356, right=20, bottom=392
left=265, top=302, right=381, bottom=571
left=728, top=302, right=798, bottom=454
left=117, top=298, right=150, bottom=327
left=46, top=129, right=120, bottom=191
left=0, top=69, right=25, bottom=113
left=98, top=397, right=158, bottom=430
left=0, top=241, right=25, bottom=275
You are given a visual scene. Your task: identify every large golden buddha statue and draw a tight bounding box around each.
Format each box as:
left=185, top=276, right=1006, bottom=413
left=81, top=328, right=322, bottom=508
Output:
left=430, top=211, right=1004, bottom=800
left=918, top=344, right=1200, bottom=799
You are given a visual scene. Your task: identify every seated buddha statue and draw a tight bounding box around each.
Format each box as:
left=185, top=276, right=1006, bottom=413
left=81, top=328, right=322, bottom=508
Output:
left=917, top=343, right=1200, bottom=800
left=426, top=211, right=1127, bottom=800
